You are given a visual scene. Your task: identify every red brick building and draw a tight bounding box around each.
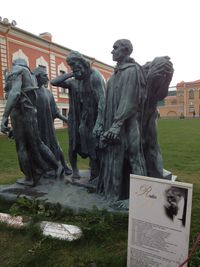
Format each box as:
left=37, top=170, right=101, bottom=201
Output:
left=0, top=20, right=113, bottom=127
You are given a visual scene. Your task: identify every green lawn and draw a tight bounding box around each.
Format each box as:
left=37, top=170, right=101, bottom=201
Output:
left=0, top=129, right=89, bottom=184
left=158, top=119, right=200, bottom=178
left=0, top=119, right=200, bottom=266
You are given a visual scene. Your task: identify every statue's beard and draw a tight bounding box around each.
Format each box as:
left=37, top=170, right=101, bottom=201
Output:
left=44, top=82, right=48, bottom=88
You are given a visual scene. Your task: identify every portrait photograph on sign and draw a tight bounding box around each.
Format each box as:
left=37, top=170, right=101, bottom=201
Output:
left=164, top=186, right=188, bottom=228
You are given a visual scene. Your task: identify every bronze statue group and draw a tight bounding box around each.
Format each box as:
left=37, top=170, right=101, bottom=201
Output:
left=1, top=39, right=174, bottom=207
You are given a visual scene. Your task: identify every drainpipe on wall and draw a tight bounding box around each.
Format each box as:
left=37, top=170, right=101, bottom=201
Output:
left=5, top=25, right=11, bottom=71
left=184, top=86, right=187, bottom=117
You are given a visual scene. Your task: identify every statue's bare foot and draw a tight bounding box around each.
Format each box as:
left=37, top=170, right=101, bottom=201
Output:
left=89, top=176, right=98, bottom=186
left=89, top=174, right=98, bottom=182
left=43, top=170, right=57, bottom=179
left=32, top=174, right=42, bottom=187
left=72, top=170, right=80, bottom=179
left=55, top=165, right=65, bottom=179
left=64, top=166, right=72, bottom=176
left=16, top=177, right=34, bottom=187
left=109, top=199, right=129, bottom=211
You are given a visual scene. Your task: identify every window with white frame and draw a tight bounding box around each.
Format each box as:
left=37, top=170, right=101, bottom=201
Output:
left=57, top=62, right=68, bottom=95
left=189, top=89, right=194, bottom=99
left=189, top=105, right=194, bottom=113
left=12, top=49, right=29, bottom=66
left=177, top=90, right=184, bottom=97
left=36, top=56, right=49, bottom=77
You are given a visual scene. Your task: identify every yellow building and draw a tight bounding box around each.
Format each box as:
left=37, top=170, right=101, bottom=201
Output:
left=158, top=80, right=200, bottom=118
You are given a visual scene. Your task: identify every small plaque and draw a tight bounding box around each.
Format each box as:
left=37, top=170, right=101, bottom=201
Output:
left=40, top=221, right=82, bottom=241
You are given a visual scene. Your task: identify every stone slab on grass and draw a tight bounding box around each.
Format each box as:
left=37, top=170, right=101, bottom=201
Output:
left=0, top=212, right=28, bottom=228
left=0, top=212, right=82, bottom=241
left=40, top=221, right=82, bottom=241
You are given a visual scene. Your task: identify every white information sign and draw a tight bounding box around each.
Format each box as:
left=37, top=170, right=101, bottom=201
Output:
left=127, top=175, right=193, bottom=267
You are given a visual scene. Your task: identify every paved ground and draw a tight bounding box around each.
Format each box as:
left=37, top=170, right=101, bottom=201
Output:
left=0, top=170, right=116, bottom=212
left=0, top=169, right=176, bottom=212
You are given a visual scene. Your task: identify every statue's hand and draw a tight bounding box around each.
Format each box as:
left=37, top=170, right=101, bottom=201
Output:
left=92, top=124, right=103, bottom=138
left=103, top=126, right=120, bottom=143
left=8, top=129, right=14, bottom=139
left=59, top=114, right=68, bottom=124
left=1, top=116, right=10, bottom=135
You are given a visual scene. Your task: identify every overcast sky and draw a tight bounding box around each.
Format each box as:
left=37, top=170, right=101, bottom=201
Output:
left=1, top=0, right=200, bottom=86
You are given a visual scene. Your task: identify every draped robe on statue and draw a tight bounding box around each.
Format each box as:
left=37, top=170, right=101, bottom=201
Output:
left=67, top=69, right=105, bottom=160
left=5, top=65, right=58, bottom=185
left=97, top=61, right=147, bottom=201
left=36, top=87, right=63, bottom=161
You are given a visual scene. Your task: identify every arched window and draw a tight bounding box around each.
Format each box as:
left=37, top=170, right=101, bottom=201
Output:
left=189, top=89, right=194, bottom=99
left=12, top=49, right=29, bottom=66
left=189, top=104, right=194, bottom=113
left=36, top=56, right=49, bottom=77
left=57, top=62, right=68, bottom=95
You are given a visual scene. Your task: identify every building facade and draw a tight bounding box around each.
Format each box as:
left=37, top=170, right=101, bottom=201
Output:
left=0, top=20, right=113, bottom=128
left=2, top=20, right=199, bottom=122
left=158, top=81, right=200, bottom=118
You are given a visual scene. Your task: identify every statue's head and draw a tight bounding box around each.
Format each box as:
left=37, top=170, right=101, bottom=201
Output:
left=32, top=67, right=49, bottom=88
left=66, top=51, right=90, bottom=80
left=112, top=39, right=133, bottom=63
left=13, top=58, right=28, bottom=67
